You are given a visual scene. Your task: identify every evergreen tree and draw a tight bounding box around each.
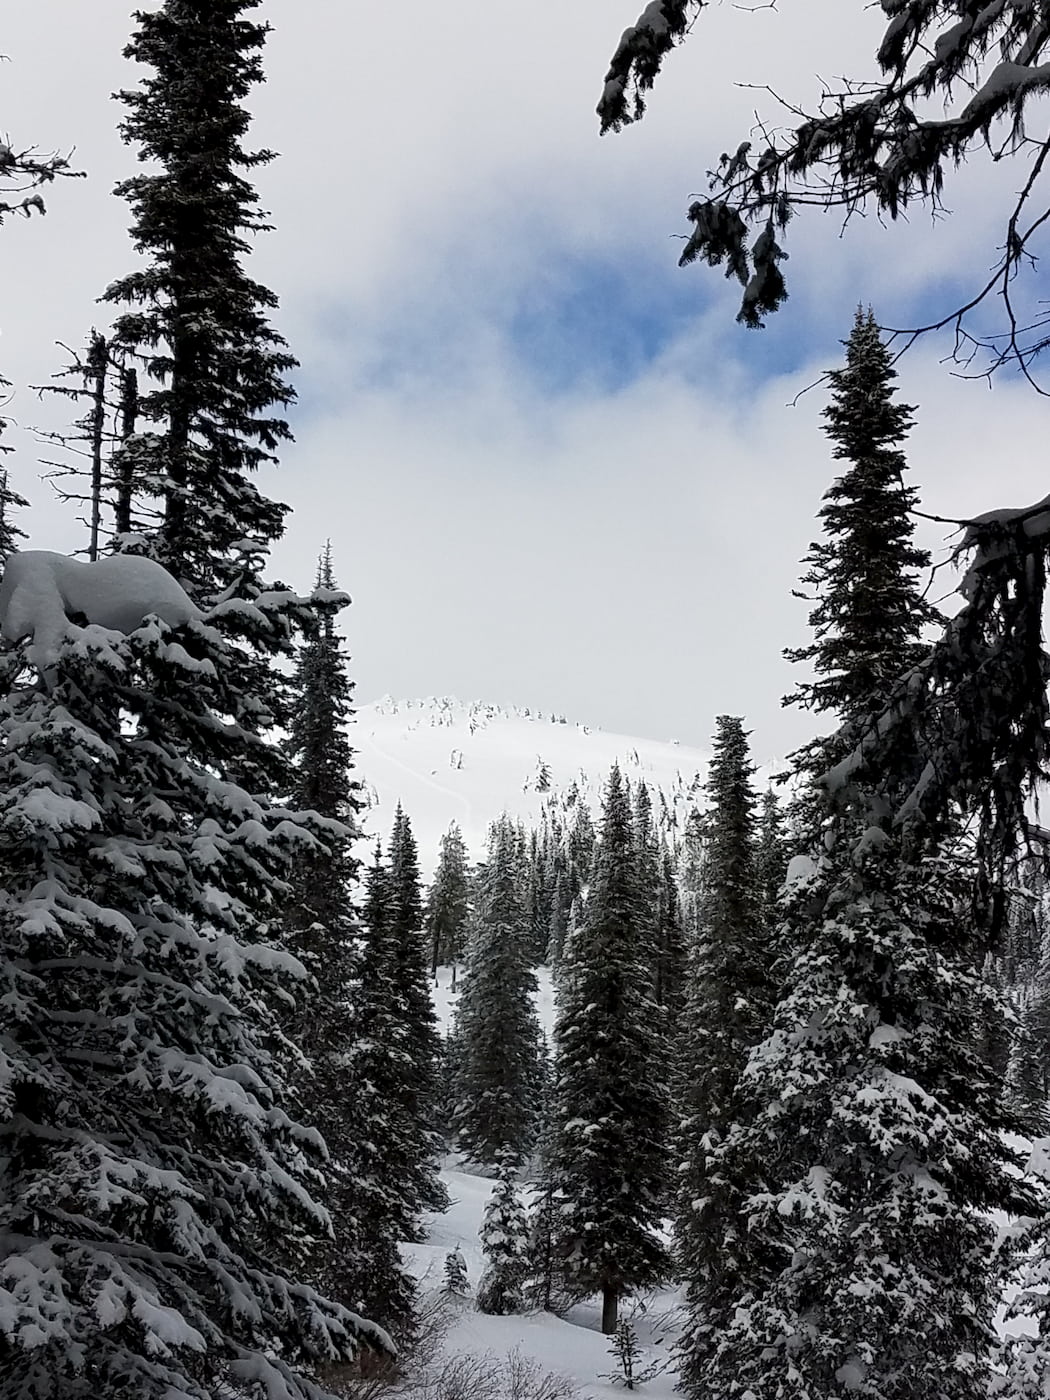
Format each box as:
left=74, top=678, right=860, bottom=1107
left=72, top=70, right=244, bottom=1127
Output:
left=0, top=566, right=389, bottom=1397
left=549, top=764, right=669, bottom=1333
left=0, top=462, right=28, bottom=565
left=546, top=861, right=573, bottom=967
left=279, top=546, right=365, bottom=1310
left=425, top=823, right=470, bottom=979
left=525, top=1172, right=561, bottom=1314
left=525, top=829, right=550, bottom=964
left=451, top=816, right=542, bottom=1169
left=676, top=807, right=706, bottom=945
left=1005, top=983, right=1050, bottom=1134
left=0, top=9, right=394, bottom=1392
left=655, top=846, right=687, bottom=1018
left=632, top=782, right=663, bottom=996
left=104, top=0, right=296, bottom=593
left=785, top=309, right=935, bottom=736
left=680, top=831, right=1035, bottom=1400
left=754, top=787, right=788, bottom=929
left=476, top=1164, right=530, bottom=1316
left=675, top=716, right=769, bottom=1386
left=386, top=807, right=449, bottom=1217
left=342, top=844, right=418, bottom=1336
left=567, top=797, right=596, bottom=894
left=442, top=1249, right=469, bottom=1299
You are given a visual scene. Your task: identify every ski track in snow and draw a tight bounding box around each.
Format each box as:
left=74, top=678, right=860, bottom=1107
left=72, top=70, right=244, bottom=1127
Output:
left=357, top=725, right=477, bottom=831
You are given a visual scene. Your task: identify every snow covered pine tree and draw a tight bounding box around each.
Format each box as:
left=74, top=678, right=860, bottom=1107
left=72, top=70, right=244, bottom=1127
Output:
left=476, top=1162, right=530, bottom=1316
left=280, top=545, right=368, bottom=1314
left=549, top=763, right=669, bottom=1333
left=0, top=4, right=394, bottom=1394
left=0, top=552, right=390, bottom=1398
left=451, top=815, right=542, bottom=1170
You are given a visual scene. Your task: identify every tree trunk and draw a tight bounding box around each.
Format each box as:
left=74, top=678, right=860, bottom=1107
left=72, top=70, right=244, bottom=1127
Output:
left=86, top=333, right=108, bottom=562
left=114, top=364, right=138, bottom=537
left=601, top=1282, right=618, bottom=1334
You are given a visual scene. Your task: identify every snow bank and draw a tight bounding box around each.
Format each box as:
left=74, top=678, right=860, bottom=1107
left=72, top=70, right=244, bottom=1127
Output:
left=0, top=551, right=202, bottom=670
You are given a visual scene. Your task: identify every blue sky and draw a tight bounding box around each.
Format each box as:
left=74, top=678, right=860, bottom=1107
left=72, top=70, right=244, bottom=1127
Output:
left=3, top=1, right=1048, bottom=759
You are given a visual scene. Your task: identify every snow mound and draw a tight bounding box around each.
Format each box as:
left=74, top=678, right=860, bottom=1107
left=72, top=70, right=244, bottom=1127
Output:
left=0, top=550, right=202, bottom=669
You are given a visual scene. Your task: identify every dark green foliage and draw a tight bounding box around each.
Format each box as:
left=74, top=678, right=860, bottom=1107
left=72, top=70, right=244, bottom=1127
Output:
left=1006, top=980, right=1050, bottom=1134
left=525, top=1171, right=561, bottom=1314
left=0, top=462, right=28, bottom=565
left=680, top=831, right=1035, bottom=1400
left=341, top=844, right=421, bottom=1336
left=425, top=823, right=470, bottom=976
left=785, top=309, right=935, bottom=732
left=546, top=862, right=574, bottom=967
left=632, top=783, right=662, bottom=994
left=386, top=807, right=449, bottom=1217
left=676, top=807, right=706, bottom=944
left=567, top=796, right=596, bottom=888
left=655, top=847, right=687, bottom=1018
left=442, top=1249, right=469, bottom=1298
left=754, top=788, right=788, bottom=930
left=278, top=547, right=366, bottom=1311
left=451, top=816, right=542, bottom=1169
left=105, top=0, right=296, bottom=594
left=0, top=599, right=390, bottom=1397
left=675, top=717, right=768, bottom=1347
left=549, top=764, right=670, bottom=1333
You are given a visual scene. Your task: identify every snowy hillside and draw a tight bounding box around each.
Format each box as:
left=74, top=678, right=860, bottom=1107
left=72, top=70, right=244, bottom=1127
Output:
left=353, top=696, right=708, bottom=871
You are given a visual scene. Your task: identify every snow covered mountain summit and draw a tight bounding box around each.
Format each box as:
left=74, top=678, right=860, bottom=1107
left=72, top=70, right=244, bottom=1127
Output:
left=353, top=695, right=708, bottom=871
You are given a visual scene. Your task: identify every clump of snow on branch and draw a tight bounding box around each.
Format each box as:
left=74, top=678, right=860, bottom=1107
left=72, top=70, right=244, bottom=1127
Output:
left=0, top=550, right=201, bottom=669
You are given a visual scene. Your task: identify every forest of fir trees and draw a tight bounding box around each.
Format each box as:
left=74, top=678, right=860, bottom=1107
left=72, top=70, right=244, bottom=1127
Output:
left=5, top=5, right=1050, bottom=1400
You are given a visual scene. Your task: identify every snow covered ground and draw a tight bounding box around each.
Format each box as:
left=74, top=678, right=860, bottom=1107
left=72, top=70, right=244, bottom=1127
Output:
left=402, top=1167, right=683, bottom=1399
left=413, top=965, right=682, bottom=1396
left=353, top=696, right=709, bottom=873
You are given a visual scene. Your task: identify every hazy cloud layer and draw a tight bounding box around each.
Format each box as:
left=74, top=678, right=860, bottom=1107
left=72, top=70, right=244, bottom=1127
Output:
left=2, top=2, right=1041, bottom=757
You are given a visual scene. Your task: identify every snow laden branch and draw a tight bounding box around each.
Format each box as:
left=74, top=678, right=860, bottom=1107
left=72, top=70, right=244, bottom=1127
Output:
left=597, top=1, right=702, bottom=132
left=600, top=0, right=1050, bottom=365
left=0, top=139, right=82, bottom=222
left=0, top=549, right=394, bottom=1394
left=823, top=492, right=1050, bottom=937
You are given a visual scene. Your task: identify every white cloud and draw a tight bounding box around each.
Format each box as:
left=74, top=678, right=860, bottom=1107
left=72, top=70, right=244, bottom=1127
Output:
left=1, top=1, right=1044, bottom=760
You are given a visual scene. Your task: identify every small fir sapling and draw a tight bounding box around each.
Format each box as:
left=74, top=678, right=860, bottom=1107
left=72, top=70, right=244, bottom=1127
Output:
left=476, top=1164, right=530, bottom=1316
left=442, top=1248, right=470, bottom=1299
left=601, top=1319, right=661, bottom=1391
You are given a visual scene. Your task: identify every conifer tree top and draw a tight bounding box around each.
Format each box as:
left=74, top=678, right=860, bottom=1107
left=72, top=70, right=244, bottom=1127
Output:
left=106, top=0, right=297, bottom=592
left=786, top=308, right=936, bottom=724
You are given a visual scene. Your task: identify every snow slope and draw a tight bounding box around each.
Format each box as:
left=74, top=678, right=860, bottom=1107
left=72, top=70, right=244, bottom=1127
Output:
left=354, top=696, right=708, bottom=872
